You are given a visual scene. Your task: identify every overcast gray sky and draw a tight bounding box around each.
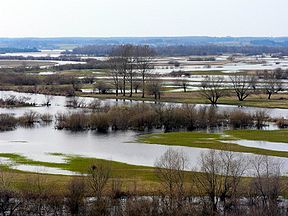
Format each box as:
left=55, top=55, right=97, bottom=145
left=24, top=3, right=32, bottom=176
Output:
left=0, top=0, right=287, bottom=37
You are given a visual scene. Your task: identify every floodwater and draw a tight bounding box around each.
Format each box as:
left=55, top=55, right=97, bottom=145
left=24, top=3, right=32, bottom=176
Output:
left=0, top=50, right=64, bottom=58
left=0, top=90, right=288, bottom=175
left=226, top=140, right=288, bottom=152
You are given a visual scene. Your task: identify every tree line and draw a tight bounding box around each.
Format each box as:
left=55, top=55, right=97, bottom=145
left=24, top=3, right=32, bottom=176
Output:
left=67, top=44, right=288, bottom=56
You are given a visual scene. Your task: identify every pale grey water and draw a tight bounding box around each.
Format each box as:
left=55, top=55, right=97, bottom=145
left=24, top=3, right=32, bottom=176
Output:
left=226, top=140, right=288, bottom=152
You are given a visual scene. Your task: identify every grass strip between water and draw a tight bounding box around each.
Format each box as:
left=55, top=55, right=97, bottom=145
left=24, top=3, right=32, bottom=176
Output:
left=0, top=153, right=157, bottom=181
left=137, top=130, right=288, bottom=158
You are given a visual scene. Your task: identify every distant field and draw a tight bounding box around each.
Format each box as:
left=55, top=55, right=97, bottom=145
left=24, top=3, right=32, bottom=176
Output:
left=0, top=60, right=55, bottom=68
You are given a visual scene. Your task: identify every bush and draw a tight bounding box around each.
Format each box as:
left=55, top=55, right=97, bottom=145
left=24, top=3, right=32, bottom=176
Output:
left=107, top=106, right=131, bottom=130
left=229, top=111, right=253, bottom=129
left=128, top=104, right=157, bottom=131
left=90, top=113, right=110, bottom=132
left=254, top=110, right=269, bottom=129
left=40, top=113, right=53, bottom=123
left=18, top=111, right=40, bottom=126
left=275, top=118, right=288, bottom=128
left=55, top=112, right=89, bottom=131
left=0, top=114, right=17, bottom=131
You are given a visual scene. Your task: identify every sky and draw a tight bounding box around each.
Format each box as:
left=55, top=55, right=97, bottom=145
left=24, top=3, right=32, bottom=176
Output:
left=0, top=0, right=287, bottom=37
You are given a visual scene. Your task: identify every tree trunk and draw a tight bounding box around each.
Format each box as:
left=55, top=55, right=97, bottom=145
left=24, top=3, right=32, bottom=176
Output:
left=123, top=77, right=126, bottom=96
left=268, top=93, right=272, bottom=100
left=142, top=73, right=145, bottom=98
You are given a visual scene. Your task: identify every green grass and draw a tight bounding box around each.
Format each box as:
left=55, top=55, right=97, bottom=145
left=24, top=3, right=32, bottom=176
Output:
left=137, top=131, right=288, bottom=158
left=225, top=129, right=288, bottom=143
left=0, top=153, right=157, bottom=181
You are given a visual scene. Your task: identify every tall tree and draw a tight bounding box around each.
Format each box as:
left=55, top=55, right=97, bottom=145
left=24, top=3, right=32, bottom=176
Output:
left=135, top=45, right=155, bottom=98
left=108, top=57, right=123, bottom=98
left=111, top=45, right=135, bottom=97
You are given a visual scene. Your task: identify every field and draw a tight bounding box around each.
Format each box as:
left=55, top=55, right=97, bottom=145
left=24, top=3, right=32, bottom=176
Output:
left=0, top=60, right=56, bottom=68
left=138, top=130, right=288, bottom=158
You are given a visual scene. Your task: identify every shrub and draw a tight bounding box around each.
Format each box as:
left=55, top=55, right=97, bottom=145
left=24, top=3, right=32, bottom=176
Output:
left=90, top=113, right=110, bottom=133
left=40, top=113, right=53, bottom=123
left=254, top=110, right=269, bottom=129
left=55, top=112, right=89, bottom=131
left=0, top=114, right=17, bottom=131
left=229, top=111, right=253, bottom=128
left=275, top=118, right=288, bottom=128
left=18, top=111, right=40, bottom=126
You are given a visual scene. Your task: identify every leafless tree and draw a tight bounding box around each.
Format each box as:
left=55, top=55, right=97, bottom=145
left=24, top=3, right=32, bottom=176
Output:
left=88, top=162, right=111, bottom=200
left=108, top=57, right=123, bottom=97
left=253, top=110, right=270, bottom=129
left=201, top=76, right=225, bottom=105
left=155, top=149, right=188, bottom=210
left=218, top=150, right=248, bottom=215
left=249, top=155, right=282, bottom=214
left=132, top=80, right=141, bottom=94
left=146, top=76, right=162, bottom=100
left=43, top=95, right=53, bottom=107
left=193, top=149, right=248, bottom=215
left=111, top=45, right=133, bottom=97
left=193, top=150, right=222, bottom=214
left=93, top=80, right=112, bottom=94
left=135, top=45, right=155, bottom=98
left=230, top=74, right=257, bottom=101
left=177, top=80, right=189, bottom=93
left=263, top=71, right=283, bottom=99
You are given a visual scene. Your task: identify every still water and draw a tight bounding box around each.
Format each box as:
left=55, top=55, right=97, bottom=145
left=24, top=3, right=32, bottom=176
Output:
left=0, top=91, right=288, bottom=175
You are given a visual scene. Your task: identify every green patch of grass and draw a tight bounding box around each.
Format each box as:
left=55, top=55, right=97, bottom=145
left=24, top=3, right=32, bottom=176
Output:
left=65, top=156, right=157, bottom=181
left=189, top=71, right=226, bottom=76
left=0, top=153, right=157, bottom=181
left=137, top=131, right=288, bottom=158
left=225, top=130, right=288, bottom=143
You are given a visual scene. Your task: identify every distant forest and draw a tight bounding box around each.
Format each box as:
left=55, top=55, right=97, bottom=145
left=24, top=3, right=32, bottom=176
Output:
left=0, top=36, right=288, bottom=49
left=1, top=37, right=288, bottom=56
left=67, top=45, right=288, bottom=56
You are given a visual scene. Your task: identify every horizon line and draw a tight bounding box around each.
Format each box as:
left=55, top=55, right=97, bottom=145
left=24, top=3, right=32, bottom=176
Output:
left=0, top=36, right=288, bottom=39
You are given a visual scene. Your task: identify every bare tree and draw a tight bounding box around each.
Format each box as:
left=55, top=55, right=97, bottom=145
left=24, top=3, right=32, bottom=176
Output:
left=88, top=162, right=111, bottom=200
left=201, top=76, right=225, bottom=105
left=193, top=149, right=247, bottom=215
left=176, top=80, right=189, bottom=93
left=230, top=74, right=257, bottom=101
left=155, top=149, right=188, bottom=210
left=111, top=45, right=134, bottom=97
left=108, top=57, right=123, bottom=98
left=218, top=151, right=248, bottom=215
left=132, top=80, right=141, bottom=94
left=93, top=80, right=112, bottom=94
left=135, top=45, right=155, bottom=98
left=263, top=71, right=283, bottom=99
left=146, top=76, right=162, bottom=100
left=43, top=95, right=53, bottom=107
left=193, top=150, right=222, bottom=214
left=249, top=155, right=282, bottom=214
